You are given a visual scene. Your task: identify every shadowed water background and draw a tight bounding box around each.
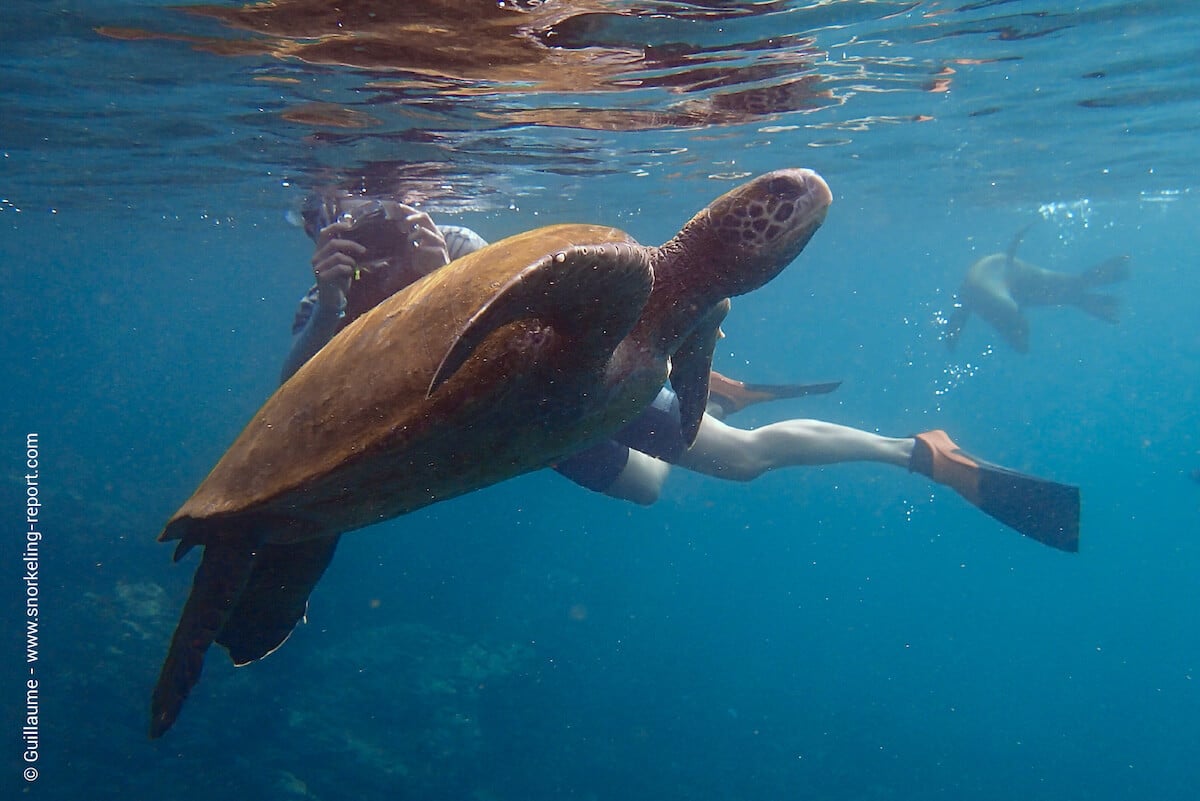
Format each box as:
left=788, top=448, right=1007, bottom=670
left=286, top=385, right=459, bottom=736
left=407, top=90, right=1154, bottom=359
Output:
left=3, top=1, right=1199, bottom=799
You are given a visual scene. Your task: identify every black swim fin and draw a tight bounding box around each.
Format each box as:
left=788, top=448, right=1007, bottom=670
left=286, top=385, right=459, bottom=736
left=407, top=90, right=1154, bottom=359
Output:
left=707, top=370, right=841, bottom=419
left=910, top=430, right=1079, bottom=552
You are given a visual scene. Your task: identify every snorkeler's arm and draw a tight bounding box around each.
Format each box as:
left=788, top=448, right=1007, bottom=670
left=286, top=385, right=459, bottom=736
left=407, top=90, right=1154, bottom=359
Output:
left=279, top=226, right=366, bottom=384
left=281, top=221, right=487, bottom=383
left=280, top=290, right=347, bottom=383
left=439, top=225, right=489, bottom=260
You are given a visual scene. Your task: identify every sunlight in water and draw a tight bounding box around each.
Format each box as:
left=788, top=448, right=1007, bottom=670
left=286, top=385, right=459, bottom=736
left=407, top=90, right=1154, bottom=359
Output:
left=931, top=339, right=994, bottom=407
left=1038, top=198, right=1093, bottom=245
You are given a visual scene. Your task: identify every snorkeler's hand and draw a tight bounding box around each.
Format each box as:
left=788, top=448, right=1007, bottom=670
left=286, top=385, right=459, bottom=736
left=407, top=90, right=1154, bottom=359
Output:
left=394, top=205, right=451, bottom=280
left=311, top=220, right=365, bottom=316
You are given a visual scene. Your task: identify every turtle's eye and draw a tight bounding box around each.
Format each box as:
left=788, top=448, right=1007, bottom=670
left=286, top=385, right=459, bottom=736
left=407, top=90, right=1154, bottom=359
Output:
left=766, top=175, right=806, bottom=200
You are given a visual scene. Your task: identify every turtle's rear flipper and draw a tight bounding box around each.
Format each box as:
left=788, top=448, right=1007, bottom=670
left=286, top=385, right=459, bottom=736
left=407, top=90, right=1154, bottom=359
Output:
left=150, top=537, right=259, bottom=738
left=215, top=536, right=340, bottom=666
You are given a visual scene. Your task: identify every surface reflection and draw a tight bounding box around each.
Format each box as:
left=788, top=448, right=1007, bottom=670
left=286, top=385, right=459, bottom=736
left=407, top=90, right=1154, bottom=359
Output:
left=98, top=0, right=834, bottom=131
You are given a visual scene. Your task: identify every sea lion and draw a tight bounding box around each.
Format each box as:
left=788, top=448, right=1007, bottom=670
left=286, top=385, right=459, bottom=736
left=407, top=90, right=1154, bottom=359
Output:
left=944, top=225, right=1130, bottom=353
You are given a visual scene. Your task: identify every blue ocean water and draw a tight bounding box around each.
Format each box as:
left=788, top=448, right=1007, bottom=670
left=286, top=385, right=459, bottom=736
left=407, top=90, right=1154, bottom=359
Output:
left=3, top=1, right=1199, bottom=798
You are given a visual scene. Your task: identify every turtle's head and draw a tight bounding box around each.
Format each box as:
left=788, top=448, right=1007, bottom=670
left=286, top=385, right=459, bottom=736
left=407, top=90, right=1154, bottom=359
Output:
left=676, top=168, right=831, bottom=298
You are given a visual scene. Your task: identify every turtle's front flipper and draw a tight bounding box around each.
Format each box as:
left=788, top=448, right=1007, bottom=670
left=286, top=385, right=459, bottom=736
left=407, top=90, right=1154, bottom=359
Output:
left=428, top=241, right=653, bottom=396
left=150, top=537, right=259, bottom=738
left=216, top=536, right=340, bottom=666
left=670, top=299, right=730, bottom=447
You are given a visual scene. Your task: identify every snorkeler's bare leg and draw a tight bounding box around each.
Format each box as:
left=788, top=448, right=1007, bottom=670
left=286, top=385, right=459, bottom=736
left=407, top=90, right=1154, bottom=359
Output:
left=604, top=449, right=671, bottom=506
left=676, top=415, right=912, bottom=481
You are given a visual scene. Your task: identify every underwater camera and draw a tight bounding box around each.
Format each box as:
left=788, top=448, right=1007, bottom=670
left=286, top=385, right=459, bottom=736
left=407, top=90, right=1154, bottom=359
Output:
left=342, top=201, right=409, bottom=266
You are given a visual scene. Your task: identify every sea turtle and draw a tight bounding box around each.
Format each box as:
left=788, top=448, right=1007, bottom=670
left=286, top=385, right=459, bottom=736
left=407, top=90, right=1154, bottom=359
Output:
left=150, top=167, right=833, bottom=738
